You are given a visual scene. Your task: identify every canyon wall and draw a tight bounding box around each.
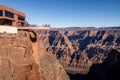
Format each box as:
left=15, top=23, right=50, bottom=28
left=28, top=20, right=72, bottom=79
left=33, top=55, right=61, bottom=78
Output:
left=37, top=29, right=120, bottom=74
left=0, top=30, right=69, bottom=80
left=86, top=49, right=120, bottom=80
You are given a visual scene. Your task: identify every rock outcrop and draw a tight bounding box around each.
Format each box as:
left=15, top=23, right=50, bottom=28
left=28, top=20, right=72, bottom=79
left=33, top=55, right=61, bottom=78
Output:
left=40, top=53, right=69, bottom=80
left=0, top=30, right=41, bottom=80
left=0, top=30, right=70, bottom=80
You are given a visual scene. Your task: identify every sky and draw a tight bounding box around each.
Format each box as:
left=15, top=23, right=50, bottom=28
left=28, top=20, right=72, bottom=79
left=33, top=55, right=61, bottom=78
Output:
left=0, top=0, right=120, bottom=28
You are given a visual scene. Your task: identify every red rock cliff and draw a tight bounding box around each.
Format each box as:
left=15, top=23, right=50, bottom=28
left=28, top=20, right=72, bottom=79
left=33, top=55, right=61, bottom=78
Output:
left=0, top=30, right=70, bottom=80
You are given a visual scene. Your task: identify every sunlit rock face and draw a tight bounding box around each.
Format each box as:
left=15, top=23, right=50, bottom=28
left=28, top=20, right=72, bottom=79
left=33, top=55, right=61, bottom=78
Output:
left=0, top=30, right=42, bottom=80
left=37, top=29, right=120, bottom=74
left=40, top=53, right=70, bottom=80
left=0, top=30, right=70, bottom=80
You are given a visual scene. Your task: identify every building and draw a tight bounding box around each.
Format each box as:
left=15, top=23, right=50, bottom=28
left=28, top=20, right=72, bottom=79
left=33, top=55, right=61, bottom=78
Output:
left=0, top=5, right=28, bottom=26
left=0, top=5, right=51, bottom=30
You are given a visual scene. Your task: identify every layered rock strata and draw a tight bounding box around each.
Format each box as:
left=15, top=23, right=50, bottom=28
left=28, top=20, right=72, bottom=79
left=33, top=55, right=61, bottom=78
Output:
left=37, top=29, right=120, bottom=74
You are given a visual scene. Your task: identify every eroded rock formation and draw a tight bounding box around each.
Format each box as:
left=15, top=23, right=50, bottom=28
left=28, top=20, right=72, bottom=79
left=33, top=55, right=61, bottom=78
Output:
left=0, top=30, right=70, bottom=80
left=37, top=29, right=120, bottom=74
left=0, top=31, right=41, bottom=80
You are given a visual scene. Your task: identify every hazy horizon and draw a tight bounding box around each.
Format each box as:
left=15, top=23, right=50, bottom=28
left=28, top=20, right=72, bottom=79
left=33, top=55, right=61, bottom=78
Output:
left=0, top=0, right=120, bottom=28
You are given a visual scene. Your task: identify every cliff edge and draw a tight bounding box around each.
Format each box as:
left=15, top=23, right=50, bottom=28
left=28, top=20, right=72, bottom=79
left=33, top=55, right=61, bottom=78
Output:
left=0, top=30, right=69, bottom=80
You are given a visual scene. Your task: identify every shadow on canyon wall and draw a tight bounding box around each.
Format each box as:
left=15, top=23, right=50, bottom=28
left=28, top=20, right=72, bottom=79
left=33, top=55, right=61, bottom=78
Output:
left=36, top=29, right=120, bottom=80
left=68, top=49, right=120, bottom=80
